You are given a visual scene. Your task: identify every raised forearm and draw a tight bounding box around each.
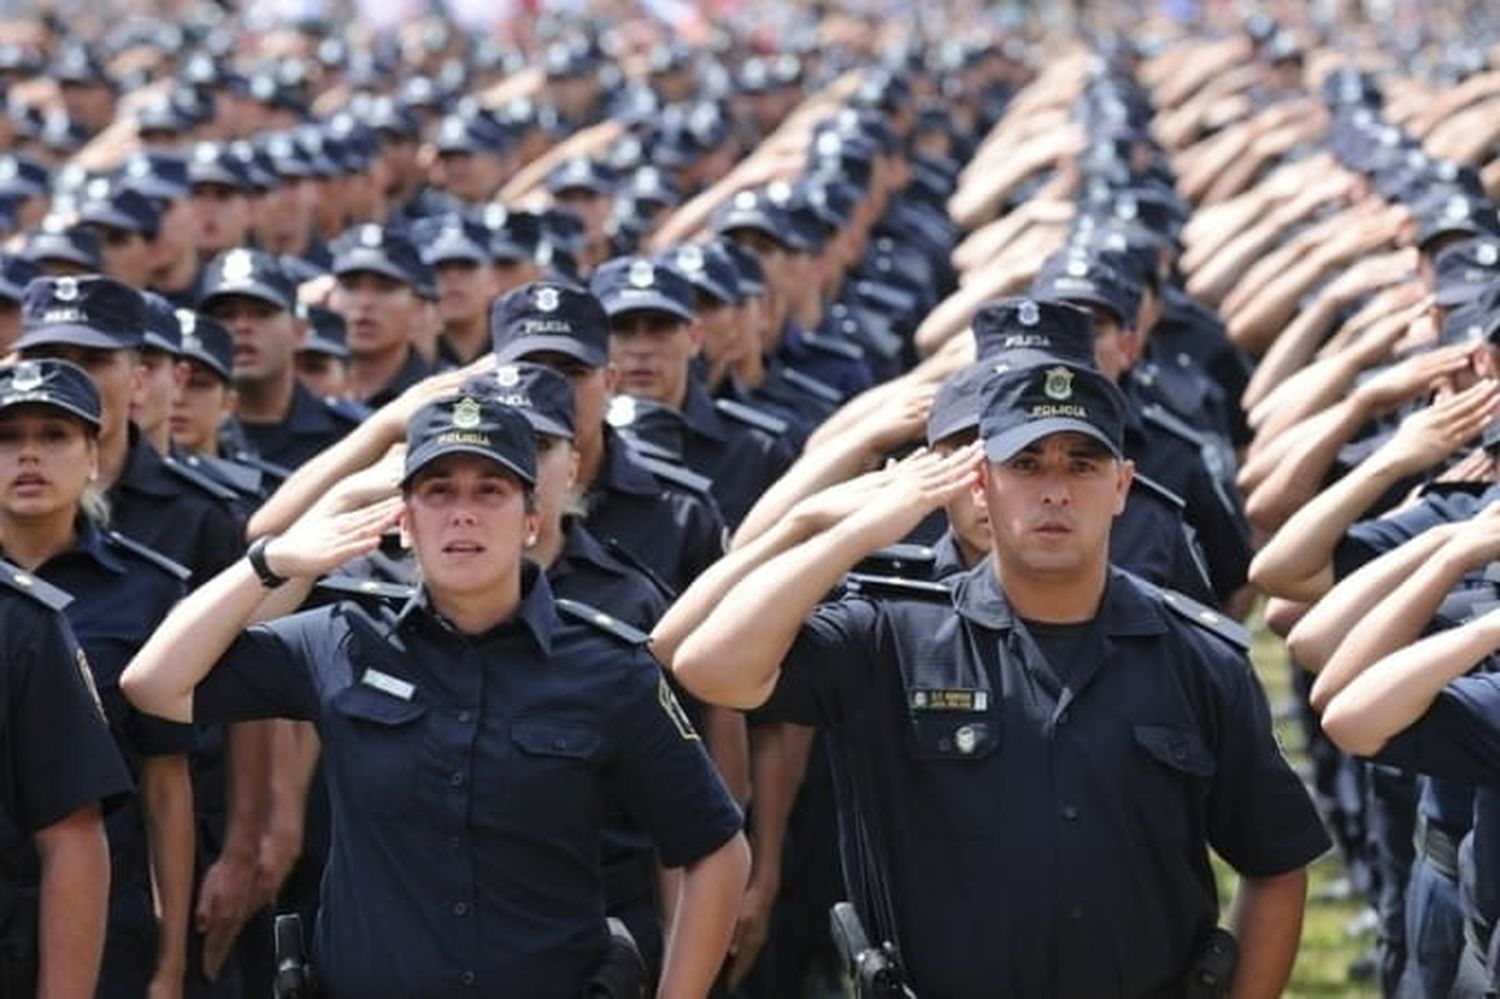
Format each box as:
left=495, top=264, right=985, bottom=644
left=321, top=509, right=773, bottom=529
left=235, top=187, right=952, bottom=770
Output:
left=657, top=834, right=751, bottom=999
left=246, top=417, right=394, bottom=538
left=1228, top=869, right=1307, bottom=999
left=35, top=805, right=109, bottom=999
left=1246, top=396, right=1368, bottom=532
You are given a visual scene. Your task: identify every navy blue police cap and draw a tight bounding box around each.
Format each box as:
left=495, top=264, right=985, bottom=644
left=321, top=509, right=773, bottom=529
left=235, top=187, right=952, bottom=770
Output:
left=142, top=291, right=182, bottom=354
left=491, top=282, right=610, bottom=368
left=17, top=275, right=146, bottom=351
left=465, top=361, right=575, bottom=439
left=972, top=297, right=1098, bottom=368
left=0, top=253, right=41, bottom=303
left=331, top=224, right=430, bottom=290
left=979, top=359, right=1127, bottom=464
left=175, top=309, right=233, bottom=380
left=713, top=188, right=799, bottom=248
left=721, top=240, right=765, bottom=294
left=481, top=204, right=543, bottom=262
left=199, top=248, right=296, bottom=313
left=188, top=142, right=251, bottom=191
left=927, top=362, right=989, bottom=446
left=403, top=390, right=537, bottom=486
left=1414, top=192, right=1500, bottom=249
left=76, top=181, right=161, bottom=240
left=1031, top=252, right=1142, bottom=329
left=413, top=214, right=493, bottom=267
left=1434, top=237, right=1500, bottom=308
left=0, top=358, right=102, bottom=431
left=0, top=153, right=51, bottom=199
left=20, top=218, right=102, bottom=272
left=546, top=157, right=617, bottom=197
left=590, top=256, right=695, bottom=323
left=118, top=151, right=191, bottom=202
left=297, top=304, right=348, bottom=359
left=658, top=242, right=740, bottom=306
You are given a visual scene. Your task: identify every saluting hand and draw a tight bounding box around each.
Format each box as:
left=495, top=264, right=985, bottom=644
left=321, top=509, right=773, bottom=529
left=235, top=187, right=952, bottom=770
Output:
left=373, top=354, right=499, bottom=438
left=1380, top=379, right=1500, bottom=476
left=836, top=443, right=986, bottom=552
left=263, top=496, right=404, bottom=581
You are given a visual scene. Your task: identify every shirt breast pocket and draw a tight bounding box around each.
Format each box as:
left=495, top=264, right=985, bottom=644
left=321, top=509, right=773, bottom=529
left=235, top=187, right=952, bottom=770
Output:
left=328, top=685, right=428, bottom=818
left=1129, top=723, right=1216, bottom=841
left=506, top=720, right=603, bottom=833
left=903, top=711, right=1005, bottom=837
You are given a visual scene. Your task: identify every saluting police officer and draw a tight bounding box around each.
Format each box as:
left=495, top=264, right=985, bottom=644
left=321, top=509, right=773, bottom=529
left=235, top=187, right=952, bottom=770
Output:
left=665, top=311, right=1331, bottom=996
left=122, top=389, right=750, bottom=998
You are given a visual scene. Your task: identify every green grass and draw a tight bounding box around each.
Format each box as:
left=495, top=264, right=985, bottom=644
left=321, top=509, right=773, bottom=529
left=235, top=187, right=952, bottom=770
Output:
left=1219, top=610, right=1379, bottom=997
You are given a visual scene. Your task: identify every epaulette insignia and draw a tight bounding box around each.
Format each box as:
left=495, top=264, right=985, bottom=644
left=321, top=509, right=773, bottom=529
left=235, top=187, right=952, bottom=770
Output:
left=556, top=598, right=651, bottom=645
left=1159, top=588, right=1250, bottom=650
left=105, top=532, right=192, bottom=582
left=844, top=572, right=953, bottom=601
left=162, top=454, right=239, bottom=502
left=714, top=398, right=789, bottom=436
left=802, top=331, right=866, bottom=361
left=780, top=367, right=844, bottom=405
left=0, top=557, right=73, bottom=610
left=1130, top=472, right=1186, bottom=511
left=316, top=575, right=416, bottom=603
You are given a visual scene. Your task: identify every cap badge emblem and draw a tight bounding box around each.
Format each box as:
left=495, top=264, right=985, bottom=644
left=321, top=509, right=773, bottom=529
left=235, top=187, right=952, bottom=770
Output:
left=1479, top=244, right=1499, bottom=267
left=535, top=287, right=560, bottom=313
left=360, top=225, right=382, bottom=247
left=1017, top=300, right=1039, bottom=327
left=676, top=245, right=704, bottom=272
left=628, top=260, right=655, bottom=288
left=496, top=365, right=520, bottom=388
left=1043, top=366, right=1074, bottom=401
left=11, top=360, right=43, bottom=392
left=54, top=277, right=79, bottom=302
left=221, top=249, right=255, bottom=284
left=0, top=159, right=14, bottom=179
left=1066, top=259, right=1088, bottom=278
left=452, top=396, right=482, bottom=429
left=606, top=395, right=637, bottom=427
left=733, top=190, right=758, bottom=210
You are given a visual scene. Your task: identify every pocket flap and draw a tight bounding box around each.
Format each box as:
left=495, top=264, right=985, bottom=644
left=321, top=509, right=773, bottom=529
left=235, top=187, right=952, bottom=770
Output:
left=512, top=720, right=601, bottom=760
left=1132, top=724, right=1216, bottom=777
left=332, top=684, right=427, bottom=726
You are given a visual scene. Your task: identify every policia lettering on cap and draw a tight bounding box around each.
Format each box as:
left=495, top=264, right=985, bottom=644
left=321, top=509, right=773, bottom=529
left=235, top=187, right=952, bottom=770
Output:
left=667, top=303, right=1329, bottom=997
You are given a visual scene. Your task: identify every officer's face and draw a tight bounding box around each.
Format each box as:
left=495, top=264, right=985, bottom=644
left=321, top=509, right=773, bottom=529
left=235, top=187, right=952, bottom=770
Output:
left=402, top=453, right=537, bottom=596
left=491, top=257, right=543, bottom=297
left=19, top=345, right=142, bottom=446
left=131, top=347, right=182, bottom=440
left=437, top=151, right=501, bottom=204
left=935, top=432, right=991, bottom=567
left=1086, top=308, right=1138, bottom=383
left=295, top=352, right=348, bottom=399
left=170, top=361, right=232, bottom=454
left=192, top=184, right=251, bottom=255
left=0, top=407, right=99, bottom=520
left=608, top=310, right=701, bottom=411
left=434, top=260, right=498, bottom=325
left=204, top=295, right=299, bottom=384
left=151, top=196, right=197, bottom=268
left=694, top=296, right=743, bottom=365
left=977, top=433, right=1132, bottom=578
left=330, top=272, right=420, bottom=360
left=88, top=225, right=153, bottom=288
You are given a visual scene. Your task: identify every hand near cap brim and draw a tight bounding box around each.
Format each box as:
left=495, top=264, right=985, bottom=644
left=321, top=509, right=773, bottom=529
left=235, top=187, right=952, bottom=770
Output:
left=315, top=445, right=406, bottom=518
left=263, top=496, right=404, bottom=582
left=834, top=443, right=985, bottom=555
left=374, top=353, right=498, bottom=438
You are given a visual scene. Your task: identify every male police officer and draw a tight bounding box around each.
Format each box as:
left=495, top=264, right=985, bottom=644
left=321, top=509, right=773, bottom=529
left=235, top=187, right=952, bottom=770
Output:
left=669, top=324, right=1329, bottom=996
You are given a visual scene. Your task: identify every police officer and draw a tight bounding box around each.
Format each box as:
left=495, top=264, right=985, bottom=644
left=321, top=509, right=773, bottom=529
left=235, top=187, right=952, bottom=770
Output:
left=200, top=247, right=366, bottom=476
left=0, top=252, right=39, bottom=352
left=122, top=390, right=750, bottom=998
left=591, top=255, right=795, bottom=529
left=294, top=304, right=353, bottom=401
left=414, top=214, right=501, bottom=370
left=0, top=358, right=194, bottom=998
left=666, top=335, right=1330, bottom=995
left=0, top=554, right=129, bottom=998
left=327, top=223, right=436, bottom=406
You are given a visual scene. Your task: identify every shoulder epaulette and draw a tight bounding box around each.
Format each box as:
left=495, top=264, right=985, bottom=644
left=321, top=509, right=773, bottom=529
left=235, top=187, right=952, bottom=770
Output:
left=1130, top=472, right=1186, bottom=511
left=779, top=367, right=845, bottom=405
left=556, top=597, right=650, bottom=645
left=324, top=396, right=370, bottom=425
left=232, top=450, right=295, bottom=483
left=105, top=531, right=192, bottom=582
left=316, top=574, right=416, bottom=604
left=602, top=537, right=679, bottom=601
left=1140, top=403, right=1206, bottom=448
left=1420, top=480, right=1491, bottom=499
left=634, top=453, right=713, bottom=495
left=0, top=557, right=73, bottom=610
left=714, top=398, right=789, bottom=436
left=1159, top=587, right=1250, bottom=651
left=854, top=543, right=937, bottom=579
left=843, top=572, right=954, bottom=601
left=801, top=331, right=866, bottom=361
left=619, top=433, right=684, bottom=465
left=180, top=452, right=263, bottom=498
left=162, top=454, right=240, bottom=503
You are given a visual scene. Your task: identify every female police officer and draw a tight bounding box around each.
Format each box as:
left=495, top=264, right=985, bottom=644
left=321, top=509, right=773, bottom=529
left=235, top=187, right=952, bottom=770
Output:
left=0, top=357, right=195, bottom=997
left=121, top=388, right=749, bottom=998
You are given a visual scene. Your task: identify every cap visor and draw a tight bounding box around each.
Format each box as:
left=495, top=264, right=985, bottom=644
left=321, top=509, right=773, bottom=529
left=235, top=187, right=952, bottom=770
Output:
left=298, top=337, right=348, bottom=359
left=401, top=442, right=535, bottom=486
left=1434, top=284, right=1488, bottom=309
left=333, top=257, right=412, bottom=286
left=199, top=283, right=291, bottom=313
left=0, top=396, right=101, bottom=430
left=182, top=350, right=232, bottom=380
left=493, top=334, right=606, bottom=368
left=517, top=410, right=574, bottom=439
left=16, top=324, right=139, bottom=352
left=422, top=246, right=489, bottom=267
left=983, top=418, right=1122, bottom=464
left=600, top=293, right=694, bottom=323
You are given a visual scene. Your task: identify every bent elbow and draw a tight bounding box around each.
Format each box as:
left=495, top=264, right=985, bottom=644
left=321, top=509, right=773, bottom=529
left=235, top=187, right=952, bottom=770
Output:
left=1319, top=702, right=1385, bottom=759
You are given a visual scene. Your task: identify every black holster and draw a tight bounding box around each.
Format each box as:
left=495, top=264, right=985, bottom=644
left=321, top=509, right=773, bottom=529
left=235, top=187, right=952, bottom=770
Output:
left=1182, top=927, right=1238, bottom=999
left=581, top=917, right=646, bottom=999
left=272, top=913, right=320, bottom=999
left=830, top=901, right=915, bottom=998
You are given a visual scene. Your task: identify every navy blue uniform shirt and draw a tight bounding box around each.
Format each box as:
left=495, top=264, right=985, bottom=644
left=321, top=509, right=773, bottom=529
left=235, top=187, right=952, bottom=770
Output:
left=676, top=379, right=796, bottom=529
left=192, top=567, right=742, bottom=998
left=583, top=426, right=726, bottom=592
left=364, top=346, right=433, bottom=409
left=758, top=563, right=1329, bottom=998
left=239, top=380, right=365, bottom=473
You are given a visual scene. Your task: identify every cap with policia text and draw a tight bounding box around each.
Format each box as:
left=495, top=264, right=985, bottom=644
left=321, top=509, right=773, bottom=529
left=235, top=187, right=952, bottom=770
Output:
left=491, top=282, right=610, bottom=368
left=972, top=297, right=1098, bottom=368
left=199, top=248, right=297, bottom=313
left=0, top=357, right=102, bottom=431
left=589, top=256, right=695, bottom=323
left=17, top=275, right=147, bottom=351
left=403, top=391, right=537, bottom=486
left=177, top=310, right=233, bottom=380
left=463, top=362, right=575, bottom=440
left=979, top=359, right=1127, bottom=463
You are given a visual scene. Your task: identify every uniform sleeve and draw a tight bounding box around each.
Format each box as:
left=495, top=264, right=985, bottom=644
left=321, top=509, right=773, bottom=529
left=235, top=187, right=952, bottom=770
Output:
left=679, top=495, right=727, bottom=586
left=1205, top=649, right=1333, bottom=877
left=1373, top=673, right=1500, bottom=788
left=607, top=656, right=743, bottom=868
left=754, top=597, right=881, bottom=727
left=192, top=610, right=328, bottom=723
left=126, top=707, right=198, bottom=757
left=189, top=501, right=247, bottom=589
left=10, top=609, right=132, bottom=833
left=1333, top=493, right=1477, bottom=580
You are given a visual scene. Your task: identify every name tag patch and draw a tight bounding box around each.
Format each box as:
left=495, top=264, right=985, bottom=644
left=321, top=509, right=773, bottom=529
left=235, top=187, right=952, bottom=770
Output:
left=360, top=668, right=415, bottom=701
left=910, top=689, right=987, bottom=712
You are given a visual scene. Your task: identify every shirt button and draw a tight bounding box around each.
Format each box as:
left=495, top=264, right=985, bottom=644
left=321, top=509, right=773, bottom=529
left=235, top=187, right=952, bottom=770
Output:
left=449, top=771, right=465, bottom=787
left=1069, top=906, right=1084, bottom=921
left=453, top=901, right=469, bottom=917
left=457, top=709, right=473, bottom=724
left=460, top=971, right=475, bottom=986
left=1061, top=805, right=1079, bottom=821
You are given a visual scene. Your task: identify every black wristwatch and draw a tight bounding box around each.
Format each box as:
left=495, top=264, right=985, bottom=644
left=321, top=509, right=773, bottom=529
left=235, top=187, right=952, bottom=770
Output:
left=246, top=535, right=288, bottom=589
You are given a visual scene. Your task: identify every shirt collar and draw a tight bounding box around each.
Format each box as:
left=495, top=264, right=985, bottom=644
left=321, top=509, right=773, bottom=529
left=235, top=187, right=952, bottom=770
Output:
left=395, top=560, right=559, bottom=656
left=594, top=427, right=661, bottom=498
left=953, top=561, right=1167, bottom=638
left=112, top=423, right=178, bottom=499
left=72, top=517, right=127, bottom=575
left=677, top=378, right=728, bottom=443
